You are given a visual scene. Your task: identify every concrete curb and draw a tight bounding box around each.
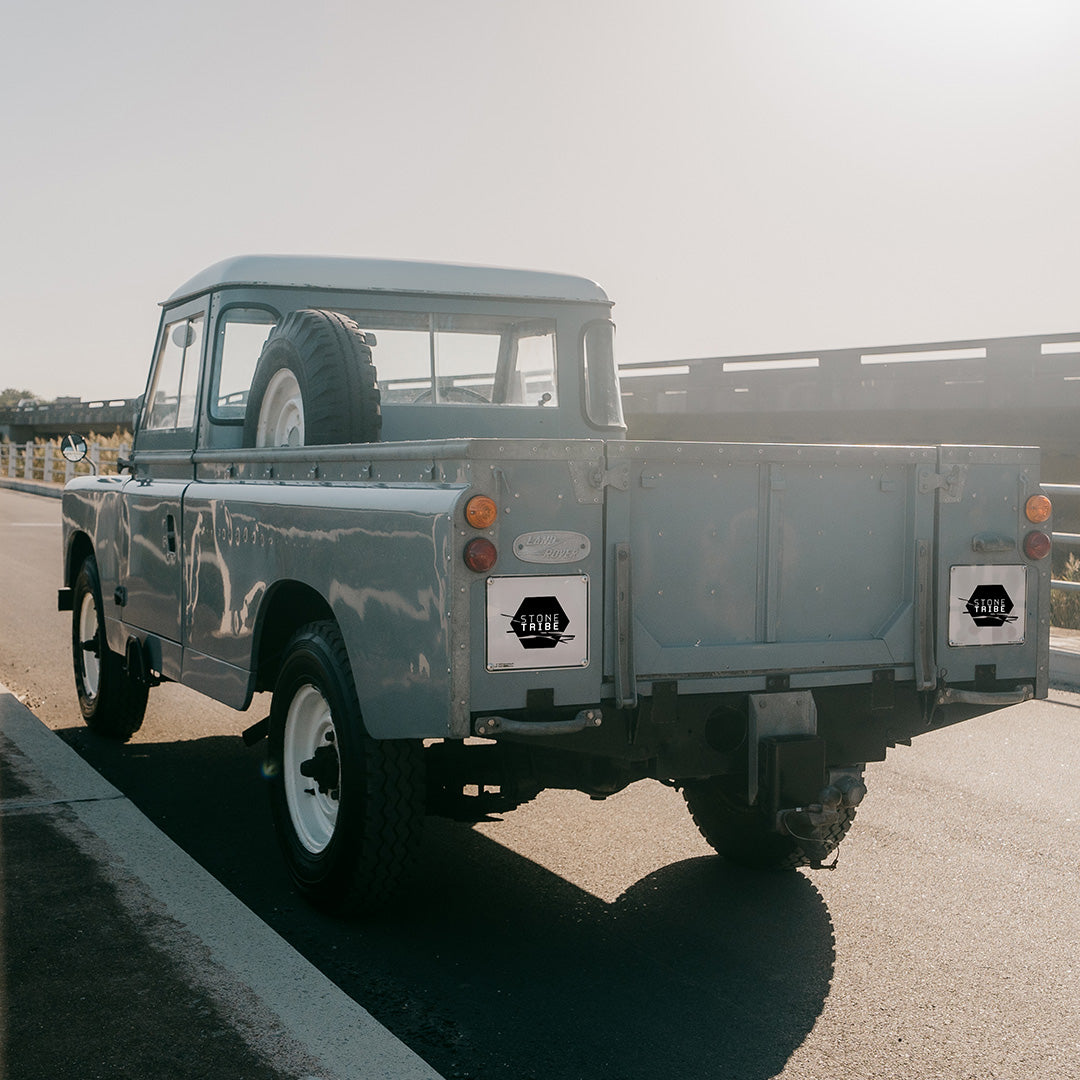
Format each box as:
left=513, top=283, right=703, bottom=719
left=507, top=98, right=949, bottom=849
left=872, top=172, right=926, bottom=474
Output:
left=1049, top=647, right=1080, bottom=690
left=0, top=477, right=64, bottom=499
left=0, top=687, right=445, bottom=1080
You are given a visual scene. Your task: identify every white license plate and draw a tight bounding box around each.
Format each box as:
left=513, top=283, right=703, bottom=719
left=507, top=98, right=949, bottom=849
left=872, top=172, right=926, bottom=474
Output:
left=486, top=575, right=589, bottom=671
left=949, top=565, right=1027, bottom=646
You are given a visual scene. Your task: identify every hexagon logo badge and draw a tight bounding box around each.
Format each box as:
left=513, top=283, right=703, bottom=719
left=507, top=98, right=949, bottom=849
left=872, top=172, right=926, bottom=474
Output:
left=507, top=595, right=574, bottom=649
left=962, top=583, right=1016, bottom=628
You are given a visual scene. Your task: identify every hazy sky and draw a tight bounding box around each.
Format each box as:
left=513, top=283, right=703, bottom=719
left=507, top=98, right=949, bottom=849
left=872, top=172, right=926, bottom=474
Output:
left=3, top=0, right=1079, bottom=401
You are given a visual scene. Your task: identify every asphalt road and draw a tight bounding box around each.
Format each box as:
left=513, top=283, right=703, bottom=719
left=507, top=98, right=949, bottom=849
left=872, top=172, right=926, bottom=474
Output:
left=2, top=486, right=1078, bottom=1080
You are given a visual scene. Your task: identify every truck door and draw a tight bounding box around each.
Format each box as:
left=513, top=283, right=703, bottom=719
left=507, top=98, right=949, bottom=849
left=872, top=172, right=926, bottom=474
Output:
left=121, top=303, right=204, bottom=673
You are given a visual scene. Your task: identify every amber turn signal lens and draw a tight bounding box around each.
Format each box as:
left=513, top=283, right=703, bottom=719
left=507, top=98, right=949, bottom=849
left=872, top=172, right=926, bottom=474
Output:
left=1023, top=530, right=1052, bottom=560
left=463, top=537, right=497, bottom=572
left=465, top=495, right=497, bottom=529
left=1025, top=494, right=1052, bottom=524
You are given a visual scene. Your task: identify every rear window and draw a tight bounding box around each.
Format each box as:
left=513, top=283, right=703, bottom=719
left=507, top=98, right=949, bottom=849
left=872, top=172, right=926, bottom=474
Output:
left=341, top=310, right=557, bottom=407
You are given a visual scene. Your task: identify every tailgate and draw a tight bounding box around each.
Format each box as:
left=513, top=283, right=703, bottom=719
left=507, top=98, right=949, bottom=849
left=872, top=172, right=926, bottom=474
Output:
left=603, top=441, right=938, bottom=695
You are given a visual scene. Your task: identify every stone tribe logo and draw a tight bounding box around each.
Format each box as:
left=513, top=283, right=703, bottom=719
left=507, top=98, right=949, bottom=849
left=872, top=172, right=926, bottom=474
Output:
left=961, top=583, right=1017, bottom=628
left=505, top=596, right=575, bottom=649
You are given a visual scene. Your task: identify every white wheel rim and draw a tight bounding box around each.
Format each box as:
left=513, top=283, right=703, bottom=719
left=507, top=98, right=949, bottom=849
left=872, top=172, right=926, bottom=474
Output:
left=78, top=592, right=100, bottom=698
left=283, top=683, right=339, bottom=854
left=256, top=369, right=304, bottom=448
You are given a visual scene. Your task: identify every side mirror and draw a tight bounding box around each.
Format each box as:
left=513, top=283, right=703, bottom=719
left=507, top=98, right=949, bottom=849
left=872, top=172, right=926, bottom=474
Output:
left=60, top=433, right=97, bottom=475
left=171, top=322, right=198, bottom=348
left=60, top=434, right=88, bottom=463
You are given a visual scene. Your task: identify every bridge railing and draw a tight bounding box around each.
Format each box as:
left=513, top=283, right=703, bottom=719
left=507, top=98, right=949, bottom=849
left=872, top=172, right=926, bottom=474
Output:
left=618, top=331, right=1080, bottom=416
left=0, top=397, right=138, bottom=428
left=0, top=440, right=130, bottom=485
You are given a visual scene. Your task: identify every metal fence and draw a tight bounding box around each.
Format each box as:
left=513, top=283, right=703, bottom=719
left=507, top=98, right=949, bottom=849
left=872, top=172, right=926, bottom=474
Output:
left=0, top=440, right=130, bottom=485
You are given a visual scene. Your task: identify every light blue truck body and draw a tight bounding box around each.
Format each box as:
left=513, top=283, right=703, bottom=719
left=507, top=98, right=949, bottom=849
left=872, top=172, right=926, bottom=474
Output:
left=60, top=256, right=1052, bottom=850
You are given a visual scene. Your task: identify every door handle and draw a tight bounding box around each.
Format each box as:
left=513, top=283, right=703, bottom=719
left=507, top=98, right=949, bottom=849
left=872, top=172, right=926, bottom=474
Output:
left=163, top=514, right=178, bottom=558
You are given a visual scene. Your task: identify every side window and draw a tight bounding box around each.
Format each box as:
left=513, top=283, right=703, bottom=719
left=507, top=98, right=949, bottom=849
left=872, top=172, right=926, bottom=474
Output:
left=144, top=315, right=204, bottom=431
left=211, top=308, right=277, bottom=421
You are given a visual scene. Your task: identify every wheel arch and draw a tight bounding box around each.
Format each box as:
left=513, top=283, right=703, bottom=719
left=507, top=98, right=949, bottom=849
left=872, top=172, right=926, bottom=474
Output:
left=251, top=580, right=335, bottom=693
left=65, top=530, right=95, bottom=587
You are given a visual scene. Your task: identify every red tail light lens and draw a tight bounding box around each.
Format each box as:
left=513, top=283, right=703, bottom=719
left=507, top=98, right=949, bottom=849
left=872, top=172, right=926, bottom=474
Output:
left=1023, top=530, right=1052, bottom=560
left=463, top=538, right=497, bottom=572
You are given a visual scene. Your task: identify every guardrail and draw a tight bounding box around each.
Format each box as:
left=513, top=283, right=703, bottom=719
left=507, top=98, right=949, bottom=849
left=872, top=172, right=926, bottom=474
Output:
left=1042, top=484, right=1080, bottom=596
left=1044, top=483, right=1080, bottom=687
left=0, top=440, right=130, bottom=484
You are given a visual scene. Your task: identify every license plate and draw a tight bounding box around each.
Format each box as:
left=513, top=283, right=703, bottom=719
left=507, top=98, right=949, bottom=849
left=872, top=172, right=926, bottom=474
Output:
left=948, top=565, right=1027, bottom=646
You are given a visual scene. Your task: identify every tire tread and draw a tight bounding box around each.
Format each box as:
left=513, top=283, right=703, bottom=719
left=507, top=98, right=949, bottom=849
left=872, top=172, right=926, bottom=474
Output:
left=243, top=310, right=381, bottom=447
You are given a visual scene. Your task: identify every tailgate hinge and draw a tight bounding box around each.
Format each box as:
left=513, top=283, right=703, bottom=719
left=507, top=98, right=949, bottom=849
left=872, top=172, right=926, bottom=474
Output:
left=918, top=464, right=967, bottom=503
left=568, top=459, right=630, bottom=503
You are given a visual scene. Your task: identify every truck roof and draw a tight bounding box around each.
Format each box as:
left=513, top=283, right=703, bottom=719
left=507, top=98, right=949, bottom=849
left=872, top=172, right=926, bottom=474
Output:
left=165, top=255, right=611, bottom=306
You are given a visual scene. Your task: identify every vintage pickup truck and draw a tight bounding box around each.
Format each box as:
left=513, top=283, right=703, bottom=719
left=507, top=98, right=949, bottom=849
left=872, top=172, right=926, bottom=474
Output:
left=59, top=255, right=1053, bottom=913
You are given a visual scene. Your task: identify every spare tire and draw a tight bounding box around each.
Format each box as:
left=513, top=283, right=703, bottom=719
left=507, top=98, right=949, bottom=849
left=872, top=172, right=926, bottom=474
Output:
left=243, top=309, right=381, bottom=447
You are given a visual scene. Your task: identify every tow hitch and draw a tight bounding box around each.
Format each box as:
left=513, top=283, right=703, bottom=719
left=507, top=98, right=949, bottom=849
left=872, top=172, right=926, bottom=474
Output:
left=774, top=771, right=867, bottom=867
left=776, top=772, right=867, bottom=835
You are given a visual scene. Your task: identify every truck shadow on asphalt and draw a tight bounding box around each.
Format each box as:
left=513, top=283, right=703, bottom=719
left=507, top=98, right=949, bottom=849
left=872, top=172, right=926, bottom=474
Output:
left=58, top=726, right=836, bottom=1080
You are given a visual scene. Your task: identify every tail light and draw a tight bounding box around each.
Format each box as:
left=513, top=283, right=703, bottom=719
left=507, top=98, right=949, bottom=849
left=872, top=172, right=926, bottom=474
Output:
left=464, top=538, right=498, bottom=572
left=463, top=495, right=498, bottom=570
left=465, top=495, right=497, bottom=529
left=1023, top=530, right=1052, bottom=560
left=1025, top=494, right=1052, bottom=524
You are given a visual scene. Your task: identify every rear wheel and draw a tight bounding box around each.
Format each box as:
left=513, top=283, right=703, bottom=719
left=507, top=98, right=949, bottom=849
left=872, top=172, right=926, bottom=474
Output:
left=71, top=556, right=148, bottom=740
left=267, top=621, right=425, bottom=914
left=682, top=776, right=859, bottom=870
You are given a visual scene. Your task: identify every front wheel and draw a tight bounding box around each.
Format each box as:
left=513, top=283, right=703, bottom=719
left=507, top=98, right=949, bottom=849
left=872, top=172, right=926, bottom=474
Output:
left=267, top=621, right=425, bottom=915
left=71, top=556, right=148, bottom=740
